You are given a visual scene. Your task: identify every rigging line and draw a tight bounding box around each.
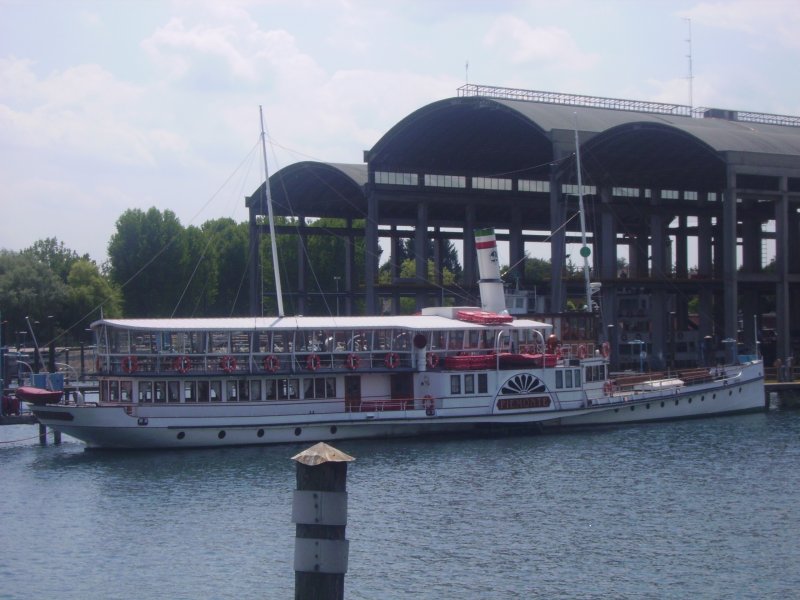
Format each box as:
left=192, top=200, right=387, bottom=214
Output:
left=44, top=141, right=265, bottom=347
left=483, top=154, right=573, bottom=179
left=171, top=236, right=215, bottom=318
left=228, top=245, right=252, bottom=318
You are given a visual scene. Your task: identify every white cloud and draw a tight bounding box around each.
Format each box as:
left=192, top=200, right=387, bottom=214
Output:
left=683, top=1, right=800, bottom=49
left=483, top=14, right=599, bottom=69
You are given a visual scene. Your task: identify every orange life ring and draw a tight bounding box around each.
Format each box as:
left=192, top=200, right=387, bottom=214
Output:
left=345, top=353, right=360, bottom=370
left=426, top=353, right=439, bottom=369
left=306, top=353, right=321, bottom=371
left=121, top=355, right=138, bottom=374
left=220, top=355, right=237, bottom=373
left=601, top=341, right=610, bottom=358
left=173, top=355, right=191, bottom=374
left=577, top=344, right=587, bottom=359
left=263, top=355, right=280, bottom=372
left=423, top=395, right=435, bottom=410
left=384, top=352, right=400, bottom=369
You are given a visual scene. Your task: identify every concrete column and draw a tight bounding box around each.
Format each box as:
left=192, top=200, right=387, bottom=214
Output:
left=365, top=191, right=378, bottom=315
left=697, top=208, right=714, bottom=339
left=345, top=217, right=354, bottom=316
left=297, top=216, right=307, bottom=315
left=675, top=214, right=688, bottom=279
left=722, top=170, right=739, bottom=341
left=775, top=179, right=791, bottom=361
left=549, top=163, right=567, bottom=311
left=509, top=205, right=524, bottom=283
left=415, top=202, right=429, bottom=311
left=599, top=185, right=618, bottom=366
left=463, top=204, right=476, bottom=285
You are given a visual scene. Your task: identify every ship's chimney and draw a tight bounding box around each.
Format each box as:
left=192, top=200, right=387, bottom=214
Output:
left=474, top=228, right=508, bottom=314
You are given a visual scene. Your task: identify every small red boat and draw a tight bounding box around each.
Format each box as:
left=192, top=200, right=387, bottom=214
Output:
left=15, top=387, right=64, bottom=406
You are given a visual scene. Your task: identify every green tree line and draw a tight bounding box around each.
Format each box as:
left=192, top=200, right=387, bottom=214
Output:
left=2, top=206, right=580, bottom=347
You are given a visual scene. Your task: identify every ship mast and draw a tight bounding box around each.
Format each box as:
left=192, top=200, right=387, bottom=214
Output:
left=259, top=106, right=285, bottom=317
left=574, top=119, right=593, bottom=313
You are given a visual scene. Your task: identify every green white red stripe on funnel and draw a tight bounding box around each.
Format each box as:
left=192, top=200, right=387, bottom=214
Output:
left=475, top=228, right=496, bottom=250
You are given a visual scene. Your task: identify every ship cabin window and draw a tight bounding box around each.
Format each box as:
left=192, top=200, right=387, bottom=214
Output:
left=585, top=365, right=606, bottom=383
left=448, top=331, right=464, bottom=350
left=555, top=371, right=563, bottom=389
left=574, top=369, right=581, bottom=387
left=255, top=331, right=271, bottom=353
left=110, top=329, right=131, bottom=353
left=188, top=331, right=206, bottom=354
left=168, top=381, right=180, bottom=403
left=237, top=379, right=250, bottom=401
left=349, top=331, right=369, bottom=352
left=197, top=381, right=209, bottom=402
left=103, top=380, right=120, bottom=402
left=464, top=374, right=475, bottom=394
left=139, top=381, right=153, bottom=403
left=451, top=375, right=461, bottom=394
left=272, top=332, right=290, bottom=353
left=163, top=332, right=188, bottom=354
left=232, top=332, right=250, bottom=354
left=154, top=381, right=167, bottom=403
left=428, top=332, right=445, bottom=351
left=266, top=380, right=276, bottom=400
left=250, top=380, right=261, bottom=402
left=226, top=380, right=237, bottom=401
left=120, top=381, right=133, bottom=402
left=374, top=329, right=392, bottom=351
left=394, top=331, right=410, bottom=351
left=211, top=332, right=230, bottom=354
left=277, top=379, right=299, bottom=400
left=304, top=377, right=336, bottom=399
left=478, top=374, right=488, bottom=393
left=298, top=330, right=324, bottom=352
left=184, top=381, right=196, bottom=402
left=210, top=381, right=222, bottom=402
left=565, top=370, right=574, bottom=388
left=332, top=330, right=348, bottom=351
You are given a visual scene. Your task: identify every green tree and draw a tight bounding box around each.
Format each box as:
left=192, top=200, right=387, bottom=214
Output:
left=200, top=218, right=249, bottom=316
left=108, top=208, right=186, bottom=317
left=0, top=250, right=68, bottom=344
left=64, top=259, right=123, bottom=337
left=23, top=237, right=89, bottom=283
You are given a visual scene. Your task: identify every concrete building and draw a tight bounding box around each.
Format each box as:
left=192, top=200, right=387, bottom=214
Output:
left=247, top=84, right=800, bottom=370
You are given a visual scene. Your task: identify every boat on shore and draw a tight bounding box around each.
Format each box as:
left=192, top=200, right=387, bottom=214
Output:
left=26, top=227, right=764, bottom=449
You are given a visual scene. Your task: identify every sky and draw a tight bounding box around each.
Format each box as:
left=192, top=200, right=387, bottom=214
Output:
left=3, top=0, right=800, bottom=266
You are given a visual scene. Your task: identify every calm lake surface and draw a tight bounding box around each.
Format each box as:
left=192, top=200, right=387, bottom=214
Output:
left=1, top=409, right=798, bottom=599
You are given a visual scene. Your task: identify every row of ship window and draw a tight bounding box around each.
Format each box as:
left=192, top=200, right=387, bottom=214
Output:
left=101, top=377, right=335, bottom=403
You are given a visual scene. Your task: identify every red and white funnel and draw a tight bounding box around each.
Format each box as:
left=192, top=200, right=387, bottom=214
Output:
left=474, top=227, right=508, bottom=314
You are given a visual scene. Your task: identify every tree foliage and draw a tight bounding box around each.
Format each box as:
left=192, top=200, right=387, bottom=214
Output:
left=0, top=244, right=125, bottom=346
left=108, top=208, right=186, bottom=317
left=23, top=237, right=89, bottom=283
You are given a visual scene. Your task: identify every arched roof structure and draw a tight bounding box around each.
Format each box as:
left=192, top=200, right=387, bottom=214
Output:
left=249, top=87, right=800, bottom=367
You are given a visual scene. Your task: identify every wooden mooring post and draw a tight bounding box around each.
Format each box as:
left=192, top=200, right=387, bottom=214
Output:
left=291, top=442, right=355, bottom=600
left=37, top=423, right=61, bottom=445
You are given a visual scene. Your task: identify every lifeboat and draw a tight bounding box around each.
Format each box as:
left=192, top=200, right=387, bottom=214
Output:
left=498, top=353, right=559, bottom=368
left=15, top=387, right=64, bottom=406
left=456, top=310, right=513, bottom=325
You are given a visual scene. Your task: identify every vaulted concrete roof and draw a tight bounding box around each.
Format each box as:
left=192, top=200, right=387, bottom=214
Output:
left=253, top=95, right=800, bottom=220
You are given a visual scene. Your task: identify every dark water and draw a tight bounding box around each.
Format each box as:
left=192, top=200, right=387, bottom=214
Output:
left=1, top=410, right=798, bottom=599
